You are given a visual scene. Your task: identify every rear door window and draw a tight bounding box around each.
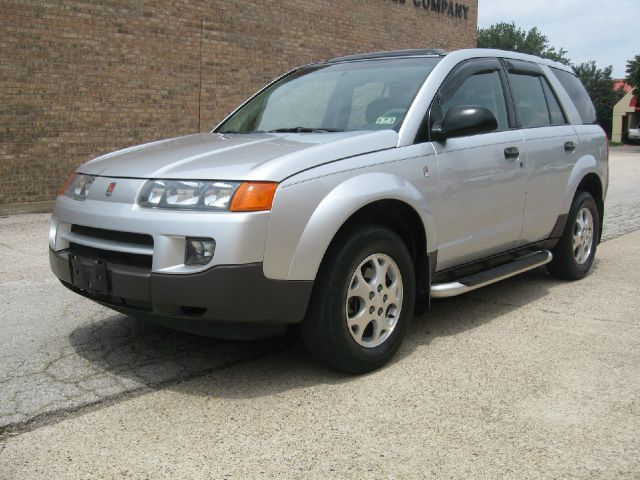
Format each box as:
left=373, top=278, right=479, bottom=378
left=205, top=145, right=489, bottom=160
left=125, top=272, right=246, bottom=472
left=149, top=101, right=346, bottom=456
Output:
left=508, top=74, right=552, bottom=128
left=540, top=79, right=566, bottom=125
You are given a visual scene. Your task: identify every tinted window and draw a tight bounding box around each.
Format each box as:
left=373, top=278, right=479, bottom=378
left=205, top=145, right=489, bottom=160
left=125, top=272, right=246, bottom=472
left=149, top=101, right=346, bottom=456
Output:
left=552, top=68, right=597, bottom=124
left=441, top=71, right=509, bottom=130
left=509, top=73, right=552, bottom=128
left=541, top=79, right=565, bottom=125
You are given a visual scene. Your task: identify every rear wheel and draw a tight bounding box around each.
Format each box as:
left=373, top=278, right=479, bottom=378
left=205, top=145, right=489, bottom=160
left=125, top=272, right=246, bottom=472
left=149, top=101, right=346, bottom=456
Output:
left=548, top=191, right=599, bottom=280
left=301, top=225, right=415, bottom=374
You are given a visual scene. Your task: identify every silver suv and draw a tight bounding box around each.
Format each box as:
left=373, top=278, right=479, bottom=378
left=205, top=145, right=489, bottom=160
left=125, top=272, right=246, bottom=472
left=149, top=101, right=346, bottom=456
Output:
left=49, top=48, right=607, bottom=373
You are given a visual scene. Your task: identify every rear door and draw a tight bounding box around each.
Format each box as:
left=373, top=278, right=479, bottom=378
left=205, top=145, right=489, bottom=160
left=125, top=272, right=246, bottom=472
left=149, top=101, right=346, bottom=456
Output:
left=504, top=60, right=579, bottom=244
left=429, top=58, right=526, bottom=270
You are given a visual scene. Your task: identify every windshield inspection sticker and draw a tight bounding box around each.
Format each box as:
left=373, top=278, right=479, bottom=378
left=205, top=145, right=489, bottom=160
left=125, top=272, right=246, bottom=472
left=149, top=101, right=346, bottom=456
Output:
left=376, top=116, right=396, bottom=125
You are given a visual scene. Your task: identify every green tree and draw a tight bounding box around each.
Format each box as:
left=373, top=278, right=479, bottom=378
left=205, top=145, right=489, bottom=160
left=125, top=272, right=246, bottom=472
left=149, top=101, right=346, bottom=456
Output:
left=625, top=54, right=640, bottom=98
left=477, top=22, right=571, bottom=65
left=574, top=62, right=624, bottom=136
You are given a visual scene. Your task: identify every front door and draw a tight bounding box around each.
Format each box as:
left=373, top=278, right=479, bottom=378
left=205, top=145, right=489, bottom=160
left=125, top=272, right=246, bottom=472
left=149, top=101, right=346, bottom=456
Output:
left=429, top=58, right=526, bottom=270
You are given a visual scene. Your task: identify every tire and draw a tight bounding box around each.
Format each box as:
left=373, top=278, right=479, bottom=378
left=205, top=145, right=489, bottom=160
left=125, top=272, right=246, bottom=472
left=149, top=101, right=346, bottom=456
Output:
left=301, top=224, right=416, bottom=374
left=547, top=191, right=599, bottom=280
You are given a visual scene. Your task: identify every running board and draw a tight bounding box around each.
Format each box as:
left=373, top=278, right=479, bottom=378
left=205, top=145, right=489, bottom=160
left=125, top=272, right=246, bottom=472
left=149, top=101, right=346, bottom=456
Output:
left=430, top=250, right=553, bottom=298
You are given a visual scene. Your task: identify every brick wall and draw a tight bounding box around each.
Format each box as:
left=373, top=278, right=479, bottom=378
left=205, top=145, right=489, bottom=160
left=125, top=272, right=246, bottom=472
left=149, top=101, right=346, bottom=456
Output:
left=0, top=0, right=477, bottom=205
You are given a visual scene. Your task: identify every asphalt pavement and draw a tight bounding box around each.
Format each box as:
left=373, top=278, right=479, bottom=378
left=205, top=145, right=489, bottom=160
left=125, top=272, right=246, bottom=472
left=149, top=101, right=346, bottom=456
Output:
left=0, top=147, right=638, bottom=478
left=600, top=146, right=640, bottom=241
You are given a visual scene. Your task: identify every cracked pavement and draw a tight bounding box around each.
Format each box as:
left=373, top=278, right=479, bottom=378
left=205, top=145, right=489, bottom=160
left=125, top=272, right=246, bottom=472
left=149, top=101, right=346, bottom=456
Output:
left=0, top=146, right=639, bottom=436
left=0, top=216, right=289, bottom=430
left=0, top=231, right=638, bottom=479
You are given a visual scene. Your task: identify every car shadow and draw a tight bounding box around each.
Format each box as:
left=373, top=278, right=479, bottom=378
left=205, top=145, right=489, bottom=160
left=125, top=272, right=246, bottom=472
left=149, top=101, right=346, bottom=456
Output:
left=69, top=265, right=571, bottom=399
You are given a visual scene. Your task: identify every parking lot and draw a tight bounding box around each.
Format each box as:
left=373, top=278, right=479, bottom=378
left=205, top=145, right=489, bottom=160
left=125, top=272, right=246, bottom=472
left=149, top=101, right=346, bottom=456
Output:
left=0, top=147, right=639, bottom=478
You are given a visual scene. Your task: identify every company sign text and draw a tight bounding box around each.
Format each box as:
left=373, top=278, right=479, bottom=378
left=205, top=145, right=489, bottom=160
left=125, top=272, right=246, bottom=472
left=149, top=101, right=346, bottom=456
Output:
left=391, top=0, right=471, bottom=20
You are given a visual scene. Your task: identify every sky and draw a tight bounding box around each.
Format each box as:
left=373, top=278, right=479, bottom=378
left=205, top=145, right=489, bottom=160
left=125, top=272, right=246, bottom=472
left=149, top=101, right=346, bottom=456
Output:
left=477, top=0, right=639, bottom=78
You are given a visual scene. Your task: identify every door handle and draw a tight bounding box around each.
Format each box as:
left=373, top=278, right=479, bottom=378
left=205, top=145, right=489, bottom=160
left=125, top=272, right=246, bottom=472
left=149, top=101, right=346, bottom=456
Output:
left=564, top=141, right=576, bottom=152
left=504, top=146, right=519, bottom=162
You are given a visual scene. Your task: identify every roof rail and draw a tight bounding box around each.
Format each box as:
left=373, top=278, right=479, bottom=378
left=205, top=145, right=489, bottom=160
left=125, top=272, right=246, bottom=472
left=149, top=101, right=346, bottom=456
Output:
left=326, top=49, right=448, bottom=63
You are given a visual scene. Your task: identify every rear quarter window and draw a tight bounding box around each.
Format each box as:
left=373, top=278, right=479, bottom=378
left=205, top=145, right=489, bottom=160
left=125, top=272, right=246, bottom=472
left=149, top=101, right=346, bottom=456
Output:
left=551, top=68, right=597, bottom=125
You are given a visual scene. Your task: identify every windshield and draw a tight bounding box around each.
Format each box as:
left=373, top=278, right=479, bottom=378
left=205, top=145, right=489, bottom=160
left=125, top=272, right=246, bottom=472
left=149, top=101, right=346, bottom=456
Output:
left=215, top=57, right=441, bottom=134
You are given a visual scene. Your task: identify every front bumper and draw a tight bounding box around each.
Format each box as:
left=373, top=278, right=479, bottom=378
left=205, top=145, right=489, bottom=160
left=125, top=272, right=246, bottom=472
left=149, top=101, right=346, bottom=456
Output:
left=50, top=249, right=313, bottom=338
left=51, top=177, right=272, bottom=274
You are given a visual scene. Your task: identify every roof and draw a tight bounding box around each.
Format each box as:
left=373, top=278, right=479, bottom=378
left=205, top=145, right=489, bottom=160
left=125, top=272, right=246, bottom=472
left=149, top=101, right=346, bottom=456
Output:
left=322, top=48, right=574, bottom=74
left=326, top=49, right=448, bottom=63
left=614, top=80, right=633, bottom=93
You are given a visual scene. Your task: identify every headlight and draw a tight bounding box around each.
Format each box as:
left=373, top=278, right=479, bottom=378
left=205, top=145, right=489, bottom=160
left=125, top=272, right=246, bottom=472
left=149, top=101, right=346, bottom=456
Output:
left=62, top=174, right=95, bottom=201
left=138, top=180, right=241, bottom=211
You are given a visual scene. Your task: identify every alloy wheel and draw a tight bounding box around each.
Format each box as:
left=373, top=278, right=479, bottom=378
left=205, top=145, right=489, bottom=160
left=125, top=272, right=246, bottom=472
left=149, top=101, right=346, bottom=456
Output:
left=572, top=207, right=594, bottom=265
left=345, top=253, right=403, bottom=348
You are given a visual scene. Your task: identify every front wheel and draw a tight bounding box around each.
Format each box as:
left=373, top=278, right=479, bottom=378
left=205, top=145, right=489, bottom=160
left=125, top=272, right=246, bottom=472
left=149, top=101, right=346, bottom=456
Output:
left=548, top=191, right=599, bottom=280
left=301, top=225, right=416, bottom=374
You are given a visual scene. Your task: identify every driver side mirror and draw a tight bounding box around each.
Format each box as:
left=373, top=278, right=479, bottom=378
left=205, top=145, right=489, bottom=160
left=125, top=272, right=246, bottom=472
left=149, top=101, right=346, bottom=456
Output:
left=431, top=106, right=498, bottom=141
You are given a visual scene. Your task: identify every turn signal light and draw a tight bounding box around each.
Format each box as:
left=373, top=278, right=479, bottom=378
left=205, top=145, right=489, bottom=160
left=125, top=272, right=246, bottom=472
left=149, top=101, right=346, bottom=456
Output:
left=58, top=172, right=76, bottom=196
left=230, top=182, right=278, bottom=212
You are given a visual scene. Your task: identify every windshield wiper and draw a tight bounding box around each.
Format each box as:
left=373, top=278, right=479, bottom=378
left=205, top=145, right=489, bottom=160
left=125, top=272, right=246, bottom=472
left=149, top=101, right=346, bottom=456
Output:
left=217, top=130, right=264, bottom=134
left=267, top=127, right=344, bottom=133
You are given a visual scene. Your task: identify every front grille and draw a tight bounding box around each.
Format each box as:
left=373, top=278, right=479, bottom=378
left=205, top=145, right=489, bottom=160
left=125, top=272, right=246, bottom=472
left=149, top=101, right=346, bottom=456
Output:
left=68, top=224, right=154, bottom=269
left=69, top=242, right=153, bottom=269
left=71, top=225, right=153, bottom=247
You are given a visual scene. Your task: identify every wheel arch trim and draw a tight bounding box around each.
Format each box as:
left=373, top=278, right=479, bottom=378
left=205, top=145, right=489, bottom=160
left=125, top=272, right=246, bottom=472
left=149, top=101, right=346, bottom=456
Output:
left=563, top=155, right=605, bottom=213
left=281, top=172, right=436, bottom=281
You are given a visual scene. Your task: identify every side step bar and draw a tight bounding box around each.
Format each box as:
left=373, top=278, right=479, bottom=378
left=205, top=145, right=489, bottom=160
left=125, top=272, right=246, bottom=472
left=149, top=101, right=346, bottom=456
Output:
left=430, top=250, right=553, bottom=298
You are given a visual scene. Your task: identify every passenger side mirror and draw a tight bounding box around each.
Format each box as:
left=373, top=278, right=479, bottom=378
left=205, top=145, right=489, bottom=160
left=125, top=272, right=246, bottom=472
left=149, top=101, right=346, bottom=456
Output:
left=431, top=106, right=498, bottom=140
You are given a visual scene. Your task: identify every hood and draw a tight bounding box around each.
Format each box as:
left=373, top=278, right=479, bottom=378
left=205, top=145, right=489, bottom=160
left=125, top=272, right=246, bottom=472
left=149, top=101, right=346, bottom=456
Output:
left=77, top=130, right=398, bottom=181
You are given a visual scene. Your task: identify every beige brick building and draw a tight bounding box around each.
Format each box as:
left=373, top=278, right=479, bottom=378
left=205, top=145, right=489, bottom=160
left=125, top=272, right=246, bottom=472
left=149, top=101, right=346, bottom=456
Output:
left=0, top=0, right=477, bottom=208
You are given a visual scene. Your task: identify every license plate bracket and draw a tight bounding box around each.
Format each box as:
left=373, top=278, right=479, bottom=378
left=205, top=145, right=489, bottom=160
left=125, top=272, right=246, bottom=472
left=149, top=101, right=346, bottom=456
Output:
left=70, top=254, right=109, bottom=295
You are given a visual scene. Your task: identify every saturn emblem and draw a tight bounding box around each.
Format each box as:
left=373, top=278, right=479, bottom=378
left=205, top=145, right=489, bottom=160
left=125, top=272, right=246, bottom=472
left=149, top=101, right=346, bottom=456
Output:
left=105, top=182, right=116, bottom=197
